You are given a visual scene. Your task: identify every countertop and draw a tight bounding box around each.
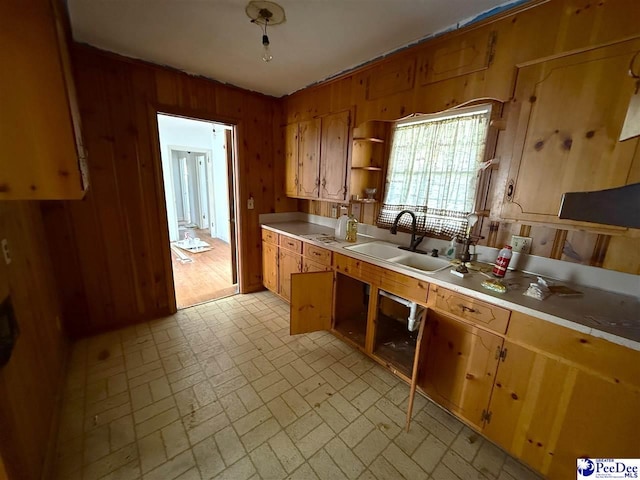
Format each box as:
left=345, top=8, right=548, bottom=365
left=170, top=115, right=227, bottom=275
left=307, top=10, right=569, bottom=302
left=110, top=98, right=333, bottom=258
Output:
left=262, top=221, right=640, bottom=351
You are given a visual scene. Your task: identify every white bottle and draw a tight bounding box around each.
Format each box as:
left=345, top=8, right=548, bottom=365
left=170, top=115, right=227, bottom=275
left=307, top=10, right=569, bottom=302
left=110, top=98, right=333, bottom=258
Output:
left=335, top=206, right=349, bottom=241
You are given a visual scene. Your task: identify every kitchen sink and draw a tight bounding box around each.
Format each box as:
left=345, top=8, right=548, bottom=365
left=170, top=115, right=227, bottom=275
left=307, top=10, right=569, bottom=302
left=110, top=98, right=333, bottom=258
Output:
left=344, top=241, right=451, bottom=274
left=344, top=241, right=405, bottom=260
left=390, top=254, right=450, bottom=274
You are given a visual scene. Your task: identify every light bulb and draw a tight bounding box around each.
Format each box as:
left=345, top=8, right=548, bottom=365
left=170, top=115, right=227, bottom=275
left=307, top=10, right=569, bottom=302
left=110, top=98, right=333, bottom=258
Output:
left=262, top=34, right=273, bottom=62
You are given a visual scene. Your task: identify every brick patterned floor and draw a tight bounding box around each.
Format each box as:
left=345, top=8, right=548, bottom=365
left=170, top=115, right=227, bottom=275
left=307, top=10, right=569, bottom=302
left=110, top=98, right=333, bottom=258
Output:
left=53, top=291, right=543, bottom=480
left=171, top=229, right=237, bottom=308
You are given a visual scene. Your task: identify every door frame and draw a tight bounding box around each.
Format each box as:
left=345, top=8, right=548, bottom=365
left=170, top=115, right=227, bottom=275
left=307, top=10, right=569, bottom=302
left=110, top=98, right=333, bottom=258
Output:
left=166, top=145, right=213, bottom=237
left=150, top=105, right=243, bottom=313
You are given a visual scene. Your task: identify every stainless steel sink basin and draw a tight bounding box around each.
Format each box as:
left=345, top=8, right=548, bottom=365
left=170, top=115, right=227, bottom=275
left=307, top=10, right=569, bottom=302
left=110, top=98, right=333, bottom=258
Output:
left=344, top=241, right=451, bottom=274
left=344, top=241, right=404, bottom=260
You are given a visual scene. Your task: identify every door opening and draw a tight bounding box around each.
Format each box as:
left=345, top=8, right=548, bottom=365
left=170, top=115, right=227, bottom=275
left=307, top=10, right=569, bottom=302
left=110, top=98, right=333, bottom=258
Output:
left=157, top=113, right=238, bottom=308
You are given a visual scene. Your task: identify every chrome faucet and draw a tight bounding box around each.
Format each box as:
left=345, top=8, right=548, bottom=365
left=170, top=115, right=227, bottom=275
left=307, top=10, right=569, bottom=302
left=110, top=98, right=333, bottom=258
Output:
left=390, top=210, right=428, bottom=254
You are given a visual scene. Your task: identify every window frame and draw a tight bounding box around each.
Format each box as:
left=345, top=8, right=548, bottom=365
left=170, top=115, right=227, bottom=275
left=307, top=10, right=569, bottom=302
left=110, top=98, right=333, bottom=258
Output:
left=377, top=101, right=501, bottom=239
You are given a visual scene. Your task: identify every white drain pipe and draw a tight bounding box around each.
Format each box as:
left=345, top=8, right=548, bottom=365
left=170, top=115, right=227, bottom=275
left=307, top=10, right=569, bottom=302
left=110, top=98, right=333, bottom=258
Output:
left=378, top=290, right=424, bottom=332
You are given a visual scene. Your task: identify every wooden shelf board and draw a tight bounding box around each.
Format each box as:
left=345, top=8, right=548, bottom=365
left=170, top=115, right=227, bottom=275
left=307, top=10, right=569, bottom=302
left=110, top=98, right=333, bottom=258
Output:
left=353, top=137, right=385, bottom=143
left=351, top=166, right=382, bottom=171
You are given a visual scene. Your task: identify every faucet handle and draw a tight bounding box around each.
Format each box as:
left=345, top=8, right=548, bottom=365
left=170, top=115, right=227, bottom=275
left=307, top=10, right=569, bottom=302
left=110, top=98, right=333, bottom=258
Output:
left=431, top=249, right=439, bottom=257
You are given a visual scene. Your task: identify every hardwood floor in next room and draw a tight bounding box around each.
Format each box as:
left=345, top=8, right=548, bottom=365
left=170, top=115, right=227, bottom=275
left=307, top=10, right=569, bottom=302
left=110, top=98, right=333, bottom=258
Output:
left=171, top=229, right=236, bottom=308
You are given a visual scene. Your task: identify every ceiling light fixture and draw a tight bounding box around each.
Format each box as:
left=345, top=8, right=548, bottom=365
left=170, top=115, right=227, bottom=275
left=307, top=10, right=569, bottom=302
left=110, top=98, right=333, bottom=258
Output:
left=245, top=1, right=286, bottom=63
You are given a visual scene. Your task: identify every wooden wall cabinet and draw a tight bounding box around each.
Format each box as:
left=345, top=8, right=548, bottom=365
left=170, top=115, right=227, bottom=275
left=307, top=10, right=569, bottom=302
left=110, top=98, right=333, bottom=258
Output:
left=501, top=38, right=640, bottom=226
left=0, top=0, right=89, bottom=200
left=285, top=110, right=351, bottom=201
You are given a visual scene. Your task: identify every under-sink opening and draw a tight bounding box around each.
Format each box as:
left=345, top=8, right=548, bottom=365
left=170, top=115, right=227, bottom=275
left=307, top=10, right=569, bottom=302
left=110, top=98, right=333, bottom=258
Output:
left=373, top=290, right=425, bottom=377
left=334, top=273, right=370, bottom=348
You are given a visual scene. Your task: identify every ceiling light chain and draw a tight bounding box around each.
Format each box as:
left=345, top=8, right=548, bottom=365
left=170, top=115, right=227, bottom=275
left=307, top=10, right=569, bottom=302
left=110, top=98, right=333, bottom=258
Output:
left=245, top=1, right=285, bottom=63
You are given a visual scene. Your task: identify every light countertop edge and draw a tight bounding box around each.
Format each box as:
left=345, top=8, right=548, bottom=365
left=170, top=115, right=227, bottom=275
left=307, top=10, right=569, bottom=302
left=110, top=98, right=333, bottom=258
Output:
left=261, top=221, right=640, bottom=352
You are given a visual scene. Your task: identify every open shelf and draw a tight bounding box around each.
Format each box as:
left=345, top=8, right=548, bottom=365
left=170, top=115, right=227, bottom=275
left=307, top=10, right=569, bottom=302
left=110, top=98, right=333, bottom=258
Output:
left=353, top=137, right=385, bottom=143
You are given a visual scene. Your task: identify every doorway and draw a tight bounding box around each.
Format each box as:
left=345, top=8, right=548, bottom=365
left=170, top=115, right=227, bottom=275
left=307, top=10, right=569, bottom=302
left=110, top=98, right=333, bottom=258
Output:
left=157, top=113, right=238, bottom=308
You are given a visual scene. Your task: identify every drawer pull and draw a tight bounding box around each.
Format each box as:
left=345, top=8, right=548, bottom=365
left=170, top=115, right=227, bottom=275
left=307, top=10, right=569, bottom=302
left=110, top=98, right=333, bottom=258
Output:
left=313, top=251, right=320, bottom=256
left=460, top=304, right=477, bottom=313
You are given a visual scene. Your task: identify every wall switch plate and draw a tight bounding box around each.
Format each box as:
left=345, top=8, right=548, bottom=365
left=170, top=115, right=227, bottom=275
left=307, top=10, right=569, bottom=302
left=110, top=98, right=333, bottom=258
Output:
left=247, top=197, right=254, bottom=210
left=511, top=235, right=532, bottom=254
left=331, top=206, right=338, bottom=218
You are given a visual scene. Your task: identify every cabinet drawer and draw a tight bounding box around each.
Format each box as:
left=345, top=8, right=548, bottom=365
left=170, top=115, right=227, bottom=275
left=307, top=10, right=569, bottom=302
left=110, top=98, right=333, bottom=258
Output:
left=334, top=253, right=382, bottom=283
left=303, top=258, right=332, bottom=273
left=428, top=285, right=510, bottom=334
left=279, top=235, right=302, bottom=253
left=304, top=244, right=332, bottom=266
left=262, top=229, right=278, bottom=244
left=379, top=270, right=429, bottom=304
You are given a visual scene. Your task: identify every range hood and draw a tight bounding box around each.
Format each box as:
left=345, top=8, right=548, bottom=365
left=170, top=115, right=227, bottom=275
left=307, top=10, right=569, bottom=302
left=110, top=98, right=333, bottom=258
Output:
left=558, top=183, right=640, bottom=228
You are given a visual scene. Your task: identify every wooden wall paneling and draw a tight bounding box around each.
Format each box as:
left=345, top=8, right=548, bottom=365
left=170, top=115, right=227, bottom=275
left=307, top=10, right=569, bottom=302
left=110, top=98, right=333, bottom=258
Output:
left=106, top=60, right=158, bottom=318
left=602, top=236, right=640, bottom=274
left=41, top=45, right=280, bottom=336
left=131, top=67, right=174, bottom=314
left=0, top=203, right=67, bottom=480
left=40, top=202, right=91, bottom=336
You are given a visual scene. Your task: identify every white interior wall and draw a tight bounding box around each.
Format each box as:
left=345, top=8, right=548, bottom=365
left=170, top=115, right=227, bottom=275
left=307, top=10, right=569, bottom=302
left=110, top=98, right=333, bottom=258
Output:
left=157, top=114, right=231, bottom=243
left=212, top=131, right=230, bottom=243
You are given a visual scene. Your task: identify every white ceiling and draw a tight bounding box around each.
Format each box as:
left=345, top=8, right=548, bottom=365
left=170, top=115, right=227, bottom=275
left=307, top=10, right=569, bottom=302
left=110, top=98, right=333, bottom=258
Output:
left=68, top=0, right=525, bottom=98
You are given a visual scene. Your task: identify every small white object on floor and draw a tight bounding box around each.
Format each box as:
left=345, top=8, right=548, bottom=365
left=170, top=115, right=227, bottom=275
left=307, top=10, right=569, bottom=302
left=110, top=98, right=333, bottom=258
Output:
left=173, top=238, right=212, bottom=253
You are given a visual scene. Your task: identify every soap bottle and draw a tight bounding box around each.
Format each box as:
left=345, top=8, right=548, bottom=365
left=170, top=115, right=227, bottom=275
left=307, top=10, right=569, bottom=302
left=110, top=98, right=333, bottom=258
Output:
left=335, top=206, right=349, bottom=240
left=492, top=245, right=513, bottom=278
left=346, top=214, right=358, bottom=242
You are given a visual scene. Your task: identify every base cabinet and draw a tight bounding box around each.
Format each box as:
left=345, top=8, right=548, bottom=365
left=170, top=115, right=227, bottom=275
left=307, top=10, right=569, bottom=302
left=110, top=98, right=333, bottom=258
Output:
left=278, top=248, right=301, bottom=302
left=261, top=242, right=278, bottom=292
left=483, top=318, right=640, bottom=478
left=265, top=228, right=640, bottom=480
left=418, top=310, right=504, bottom=430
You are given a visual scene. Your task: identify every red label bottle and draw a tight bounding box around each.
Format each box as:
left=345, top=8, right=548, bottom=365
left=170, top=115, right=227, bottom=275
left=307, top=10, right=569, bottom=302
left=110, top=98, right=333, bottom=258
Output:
left=492, top=245, right=513, bottom=278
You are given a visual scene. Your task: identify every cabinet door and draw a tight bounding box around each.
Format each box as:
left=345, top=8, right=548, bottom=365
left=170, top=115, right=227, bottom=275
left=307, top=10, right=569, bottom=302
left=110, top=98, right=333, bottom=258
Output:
left=262, top=242, right=278, bottom=293
left=278, top=248, right=301, bottom=302
left=418, top=311, right=503, bottom=429
left=320, top=111, right=350, bottom=201
left=298, top=119, right=321, bottom=198
left=0, top=0, right=88, bottom=199
left=284, top=124, right=299, bottom=197
left=547, top=371, right=640, bottom=480
left=502, top=38, right=640, bottom=225
left=483, top=340, right=572, bottom=475
left=290, top=271, right=333, bottom=335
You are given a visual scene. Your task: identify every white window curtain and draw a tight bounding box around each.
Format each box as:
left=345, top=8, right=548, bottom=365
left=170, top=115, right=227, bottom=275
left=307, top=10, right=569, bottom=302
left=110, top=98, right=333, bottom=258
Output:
left=377, top=108, right=490, bottom=237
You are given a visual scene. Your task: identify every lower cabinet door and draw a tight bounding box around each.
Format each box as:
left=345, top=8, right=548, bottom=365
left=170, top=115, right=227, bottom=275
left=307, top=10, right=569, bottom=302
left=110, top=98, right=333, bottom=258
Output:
left=278, top=249, right=301, bottom=302
left=262, top=242, right=278, bottom=292
left=418, top=310, right=503, bottom=429
left=483, top=340, right=571, bottom=475
left=290, top=271, right=334, bottom=335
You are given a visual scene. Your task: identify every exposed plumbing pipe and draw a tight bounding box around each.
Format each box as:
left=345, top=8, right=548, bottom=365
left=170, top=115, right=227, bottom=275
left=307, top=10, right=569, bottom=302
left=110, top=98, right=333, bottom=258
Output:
left=378, top=290, right=424, bottom=332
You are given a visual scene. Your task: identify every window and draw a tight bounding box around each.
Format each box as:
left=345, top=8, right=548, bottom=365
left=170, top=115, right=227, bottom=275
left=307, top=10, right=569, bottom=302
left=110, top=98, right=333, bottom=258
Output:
left=377, top=104, right=491, bottom=238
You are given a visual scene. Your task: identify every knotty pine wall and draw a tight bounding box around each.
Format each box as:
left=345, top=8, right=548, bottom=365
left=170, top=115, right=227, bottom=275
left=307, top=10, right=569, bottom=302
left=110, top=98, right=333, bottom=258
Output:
left=0, top=203, right=67, bottom=480
left=286, top=0, right=640, bottom=275
left=42, top=45, right=295, bottom=337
